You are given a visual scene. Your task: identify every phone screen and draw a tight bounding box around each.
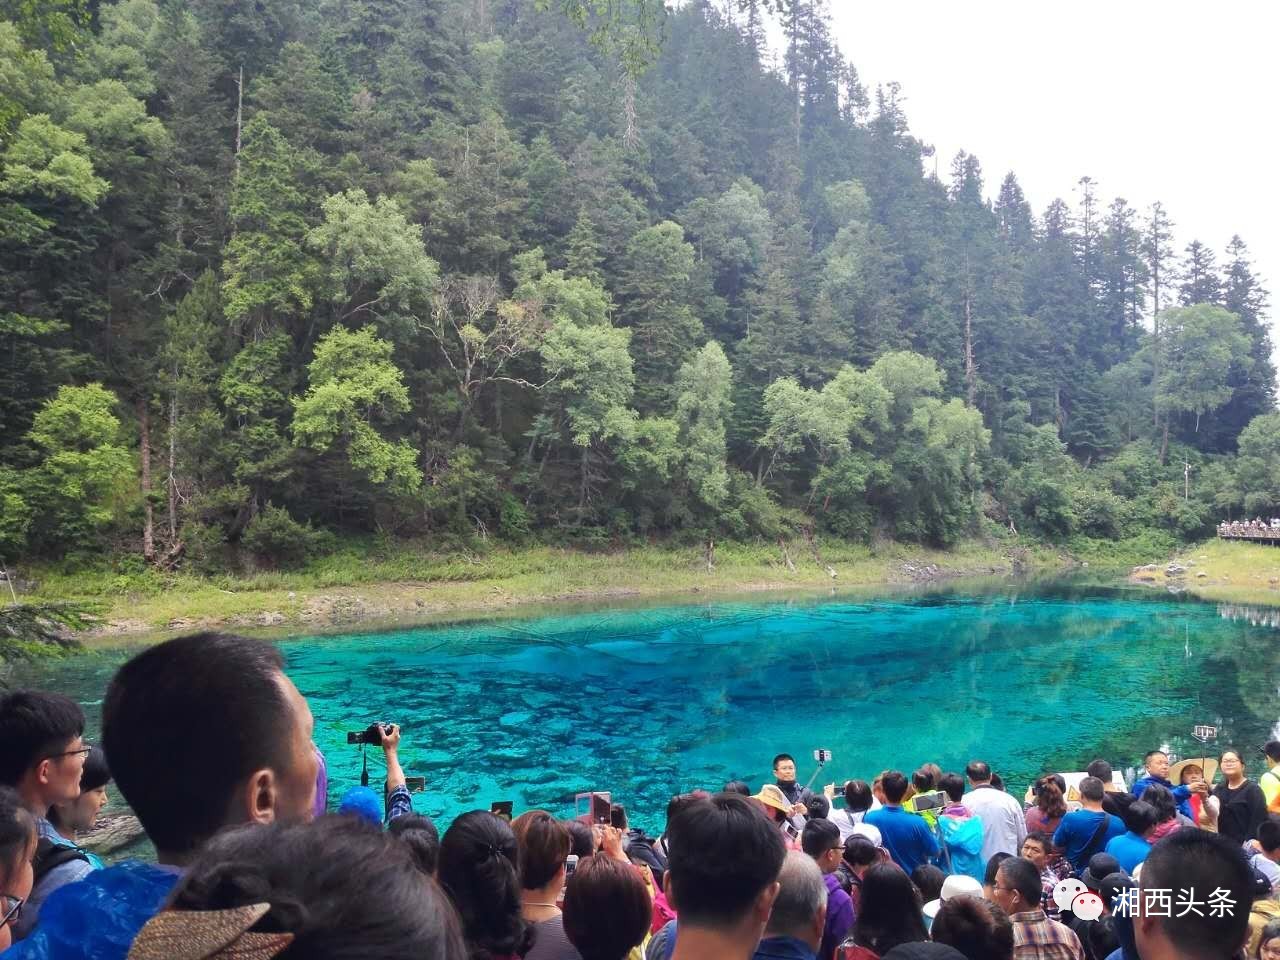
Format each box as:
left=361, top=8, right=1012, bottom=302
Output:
left=565, top=854, right=579, bottom=877
left=490, top=801, right=514, bottom=821
left=591, top=793, right=610, bottom=824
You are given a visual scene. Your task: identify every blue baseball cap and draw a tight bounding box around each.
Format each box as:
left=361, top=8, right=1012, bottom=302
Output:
left=338, top=786, right=383, bottom=826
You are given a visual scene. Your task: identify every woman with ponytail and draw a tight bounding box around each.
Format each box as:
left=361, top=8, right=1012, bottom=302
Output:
left=511, top=810, right=578, bottom=960
left=439, top=811, right=535, bottom=960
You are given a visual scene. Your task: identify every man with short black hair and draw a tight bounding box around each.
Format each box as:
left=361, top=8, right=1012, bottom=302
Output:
left=0, top=690, right=95, bottom=938
left=666, top=793, right=786, bottom=960
left=989, top=857, right=1084, bottom=960
left=7, top=632, right=319, bottom=960
left=753, top=851, right=828, bottom=960
left=1086, top=760, right=1135, bottom=820
left=801, top=818, right=853, bottom=960
left=1053, top=777, right=1125, bottom=874
left=1247, top=819, right=1280, bottom=894
left=1132, top=750, right=1201, bottom=819
left=962, top=760, right=1027, bottom=865
left=865, top=770, right=938, bottom=875
left=775, top=754, right=814, bottom=819
left=657, top=790, right=710, bottom=869
left=1022, top=832, right=1072, bottom=920
left=1133, top=829, right=1253, bottom=960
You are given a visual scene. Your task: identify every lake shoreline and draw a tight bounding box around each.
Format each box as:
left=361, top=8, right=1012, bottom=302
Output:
left=59, top=539, right=1065, bottom=643
left=21, top=537, right=1276, bottom=647
left=1126, top=540, right=1280, bottom=609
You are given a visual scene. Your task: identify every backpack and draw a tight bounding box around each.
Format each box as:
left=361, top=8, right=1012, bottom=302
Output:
left=32, top=836, right=93, bottom=887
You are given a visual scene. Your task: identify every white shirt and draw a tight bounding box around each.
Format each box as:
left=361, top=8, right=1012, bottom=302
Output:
left=962, top=784, right=1027, bottom=864
left=831, top=798, right=884, bottom=843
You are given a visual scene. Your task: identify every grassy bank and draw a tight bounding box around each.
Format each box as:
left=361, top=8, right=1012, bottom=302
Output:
left=17, top=537, right=1066, bottom=639
left=1127, top=539, right=1280, bottom=606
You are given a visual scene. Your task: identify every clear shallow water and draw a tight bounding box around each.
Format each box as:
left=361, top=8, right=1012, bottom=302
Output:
left=15, top=581, right=1280, bottom=836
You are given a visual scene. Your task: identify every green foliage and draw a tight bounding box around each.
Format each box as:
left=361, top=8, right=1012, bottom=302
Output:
left=0, top=0, right=1271, bottom=569
left=241, top=504, right=327, bottom=568
left=0, top=602, right=87, bottom=669
left=21, top=384, right=133, bottom=551
left=0, top=468, right=33, bottom=555
left=292, top=325, right=421, bottom=494
left=541, top=318, right=634, bottom=447
left=615, top=221, right=705, bottom=411
left=222, top=117, right=318, bottom=336
left=674, top=341, right=733, bottom=511
left=1155, top=304, right=1251, bottom=432
left=0, top=0, right=89, bottom=52
left=307, top=189, right=439, bottom=341
left=1236, top=414, right=1280, bottom=514
left=0, top=114, right=108, bottom=203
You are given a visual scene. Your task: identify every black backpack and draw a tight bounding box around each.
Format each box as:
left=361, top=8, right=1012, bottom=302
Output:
left=32, top=836, right=91, bottom=886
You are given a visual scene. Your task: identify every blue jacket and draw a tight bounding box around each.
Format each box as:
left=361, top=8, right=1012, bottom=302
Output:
left=938, top=814, right=985, bottom=881
left=1131, top=774, right=1193, bottom=818
left=5, top=862, right=180, bottom=960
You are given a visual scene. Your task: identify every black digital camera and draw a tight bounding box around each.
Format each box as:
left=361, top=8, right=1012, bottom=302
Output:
left=347, top=721, right=394, bottom=745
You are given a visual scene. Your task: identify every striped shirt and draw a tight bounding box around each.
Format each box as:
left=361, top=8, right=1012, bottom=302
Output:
left=1009, top=909, right=1085, bottom=960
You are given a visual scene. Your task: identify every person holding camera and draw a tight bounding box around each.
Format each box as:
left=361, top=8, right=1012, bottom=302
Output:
left=337, top=723, right=412, bottom=827
left=379, top=723, right=412, bottom=821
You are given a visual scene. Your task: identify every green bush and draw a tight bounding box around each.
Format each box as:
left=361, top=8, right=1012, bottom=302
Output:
left=1070, top=485, right=1122, bottom=538
left=498, top=494, right=531, bottom=542
left=241, top=505, right=328, bottom=569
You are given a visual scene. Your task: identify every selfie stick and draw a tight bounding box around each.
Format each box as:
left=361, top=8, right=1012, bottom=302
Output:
left=803, top=757, right=827, bottom=793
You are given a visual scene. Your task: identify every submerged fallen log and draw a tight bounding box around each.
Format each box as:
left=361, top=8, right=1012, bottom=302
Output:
left=80, top=813, right=145, bottom=855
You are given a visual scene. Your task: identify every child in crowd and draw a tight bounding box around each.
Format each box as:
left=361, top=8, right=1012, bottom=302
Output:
left=0, top=787, right=37, bottom=952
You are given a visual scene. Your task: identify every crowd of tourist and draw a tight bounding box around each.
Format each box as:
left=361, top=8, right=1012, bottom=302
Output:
left=0, top=631, right=1277, bottom=960
left=1218, top=519, right=1280, bottom=538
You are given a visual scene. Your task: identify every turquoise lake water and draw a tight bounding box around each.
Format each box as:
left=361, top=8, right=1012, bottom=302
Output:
left=14, top=581, right=1280, bottom=837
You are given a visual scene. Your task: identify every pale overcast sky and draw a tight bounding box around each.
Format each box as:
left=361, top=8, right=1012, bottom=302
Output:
left=821, top=0, right=1278, bottom=328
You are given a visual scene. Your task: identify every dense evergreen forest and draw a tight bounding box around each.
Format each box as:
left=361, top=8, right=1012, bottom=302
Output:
left=1, top=0, right=1276, bottom=574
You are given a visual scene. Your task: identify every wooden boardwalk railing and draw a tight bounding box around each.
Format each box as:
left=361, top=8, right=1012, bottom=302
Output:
left=1218, top=527, right=1280, bottom=545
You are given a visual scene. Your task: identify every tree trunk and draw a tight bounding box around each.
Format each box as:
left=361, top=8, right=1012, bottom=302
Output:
left=138, top=398, right=155, bottom=562
left=167, top=390, right=178, bottom=541
left=963, top=290, right=977, bottom=406
left=234, top=65, right=243, bottom=177
left=1159, top=418, right=1170, bottom=465
left=578, top=445, right=590, bottom=515
left=1152, top=309, right=1160, bottom=429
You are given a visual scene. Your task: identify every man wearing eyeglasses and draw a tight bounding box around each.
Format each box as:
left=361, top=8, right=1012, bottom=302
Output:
left=989, top=856, right=1084, bottom=960
left=6, top=632, right=320, bottom=960
left=0, top=690, right=96, bottom=939
left=800, top=818, right=853, bottom=960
